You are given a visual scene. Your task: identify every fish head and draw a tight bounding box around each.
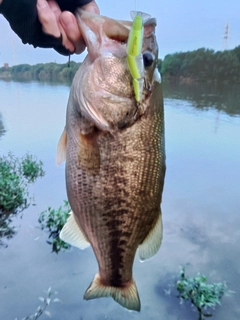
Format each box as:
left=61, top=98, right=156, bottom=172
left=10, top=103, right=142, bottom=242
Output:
left=73, top=10, right=159, bottom=133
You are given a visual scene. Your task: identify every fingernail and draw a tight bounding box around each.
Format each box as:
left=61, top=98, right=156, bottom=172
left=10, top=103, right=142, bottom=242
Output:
left=37, top=0, right=47, bottom=9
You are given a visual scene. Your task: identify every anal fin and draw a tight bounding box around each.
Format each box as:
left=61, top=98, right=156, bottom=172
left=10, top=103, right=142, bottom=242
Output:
left=138, top=208, right=163, bottom=261
left=60, top=211, right=90, bottom=250
left=84, top=273, right=141, bottom=311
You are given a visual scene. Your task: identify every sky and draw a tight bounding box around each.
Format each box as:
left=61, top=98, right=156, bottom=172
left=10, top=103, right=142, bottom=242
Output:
left=0, top=0, right=239, bottom=66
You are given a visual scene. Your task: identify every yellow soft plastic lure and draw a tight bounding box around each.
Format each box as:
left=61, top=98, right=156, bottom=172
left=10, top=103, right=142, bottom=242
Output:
left=126, top=11, right=151, bottom=102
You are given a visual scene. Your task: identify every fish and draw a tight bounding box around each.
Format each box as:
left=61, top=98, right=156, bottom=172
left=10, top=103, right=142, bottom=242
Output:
left=56, top=9, right=166, bottom=312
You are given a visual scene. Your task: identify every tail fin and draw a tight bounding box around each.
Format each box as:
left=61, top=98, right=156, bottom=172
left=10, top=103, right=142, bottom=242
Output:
left=84, top=273, right=141, bottom=311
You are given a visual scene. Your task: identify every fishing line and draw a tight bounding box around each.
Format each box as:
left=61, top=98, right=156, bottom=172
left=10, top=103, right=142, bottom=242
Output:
left=134, top=0, right=137, bottom=10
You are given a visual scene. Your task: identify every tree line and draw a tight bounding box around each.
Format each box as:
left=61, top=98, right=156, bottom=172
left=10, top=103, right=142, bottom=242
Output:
left=159, top=46, right=240, bottom=82
left=0, top=61, right=81, bottom=83
left=0, top=45, right=240, bottom=83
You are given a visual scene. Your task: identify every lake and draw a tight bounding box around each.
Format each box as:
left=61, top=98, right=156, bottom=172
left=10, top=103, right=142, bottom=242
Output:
left=0, top=79, right=240, bottom=320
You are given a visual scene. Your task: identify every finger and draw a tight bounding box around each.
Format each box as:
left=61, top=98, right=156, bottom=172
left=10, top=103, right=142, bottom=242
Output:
left=37, top=0, right=60, bottom=37
left=48, top=1, right=75, bottom=52
left=48, top=0, right=61, bottom=19
left=60, top=12, right=86, bottom=54
left=82, top=1, right=100, bottom=14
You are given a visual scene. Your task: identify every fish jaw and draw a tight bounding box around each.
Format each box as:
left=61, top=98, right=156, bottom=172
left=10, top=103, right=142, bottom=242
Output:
left=71, top=54, right=137, bottom=133
left=69, top=10, right=140, bottom=133
left=71, top=11, right=160, bottom=134
left=76, top=9, right=130, bottom=60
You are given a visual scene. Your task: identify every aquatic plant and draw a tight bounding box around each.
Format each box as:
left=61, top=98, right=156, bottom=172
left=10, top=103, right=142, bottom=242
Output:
left=0, top=113, right=5, bottom=138
left=176, top=267, right=228, bottom=320
left=21, top=154, right=44, bottom=183
left=0, top=213, right=16, bottom=247
left=0, top=152, right=44, bottom=214
left=38, top=201, right=71, bottom=253
left=0, top=153, right=44, bottom=246
left=15, top=287, right=59, bottom=320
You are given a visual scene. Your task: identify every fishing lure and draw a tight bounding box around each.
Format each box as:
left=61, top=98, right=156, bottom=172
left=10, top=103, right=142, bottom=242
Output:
left=126, top=11, right=151, bottom=102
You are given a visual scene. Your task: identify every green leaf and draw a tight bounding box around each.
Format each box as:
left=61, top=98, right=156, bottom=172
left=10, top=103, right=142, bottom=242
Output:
left=176, top=267, right=229, bottom=318
left=38, top=201, right=71, bottom=253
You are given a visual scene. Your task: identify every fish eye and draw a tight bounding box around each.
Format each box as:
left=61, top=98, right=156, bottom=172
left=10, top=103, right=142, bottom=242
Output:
left=143, top=51, right=154, bottom=67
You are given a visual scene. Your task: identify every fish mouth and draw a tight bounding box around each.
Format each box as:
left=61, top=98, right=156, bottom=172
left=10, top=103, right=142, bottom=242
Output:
left=76, top=9, right=130, bottom=58
left=104, top=22, right=130, bottom=44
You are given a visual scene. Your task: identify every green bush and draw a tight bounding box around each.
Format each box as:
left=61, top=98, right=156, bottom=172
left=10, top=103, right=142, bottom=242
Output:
left=38, top=201, right=71, bottom=253
left=21, top=154, right=44, bottom=183
left=177, top=268, right=229, bottom=320
left=0, top=153, right=44, bottom=214
left=0, top=153, right=45, bottom=247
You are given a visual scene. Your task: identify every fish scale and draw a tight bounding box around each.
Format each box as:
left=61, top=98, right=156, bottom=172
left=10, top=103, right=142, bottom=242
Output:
left=67, top=88, right=164, bottom=294
left=57, top=9, right=165, bottom=311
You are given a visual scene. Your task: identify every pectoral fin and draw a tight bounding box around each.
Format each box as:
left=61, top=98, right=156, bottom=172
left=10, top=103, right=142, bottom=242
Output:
left=60, top=211, right=90, bottom=250
left=138, top=209, right=163, bottom=261
left=78, top=132, right=100, bottom=175
left=56, top=128, right=67, bottom=165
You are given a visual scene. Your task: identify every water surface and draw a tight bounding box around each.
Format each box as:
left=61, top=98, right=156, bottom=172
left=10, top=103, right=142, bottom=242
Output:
left=0, top=80, right=239, bottom=320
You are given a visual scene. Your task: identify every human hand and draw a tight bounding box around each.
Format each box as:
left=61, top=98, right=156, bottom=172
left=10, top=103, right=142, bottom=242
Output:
left=0, top=0, right=99, bottom=55
left=37, top=0, right=99, bottom=54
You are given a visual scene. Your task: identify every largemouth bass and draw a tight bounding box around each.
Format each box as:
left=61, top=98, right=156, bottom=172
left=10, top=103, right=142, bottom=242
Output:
left=57, top=9, right=166, bottom=312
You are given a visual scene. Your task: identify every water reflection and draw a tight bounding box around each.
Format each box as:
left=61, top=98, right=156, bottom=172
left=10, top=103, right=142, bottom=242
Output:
left=0, top=113, right=6, bottom=138
left=4, top=79, right=240, bottom=116
left=0, top=79, right=239, bottom=320
left=155, top=272, right=193, bottom=320
left=163, top=81, right=240, bottom=116
left=10, top=78, right=72, bottom=88
left=0, top=115, right=9, bottom=247
left=0, top=212, right=17, bottom=248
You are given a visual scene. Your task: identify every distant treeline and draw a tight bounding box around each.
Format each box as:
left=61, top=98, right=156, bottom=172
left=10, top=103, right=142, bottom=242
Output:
left=159, top=46, right=240, bottom=82
left=0, top=46, right=240, bottom=83
left=0, top=61, right=81, bottom=83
